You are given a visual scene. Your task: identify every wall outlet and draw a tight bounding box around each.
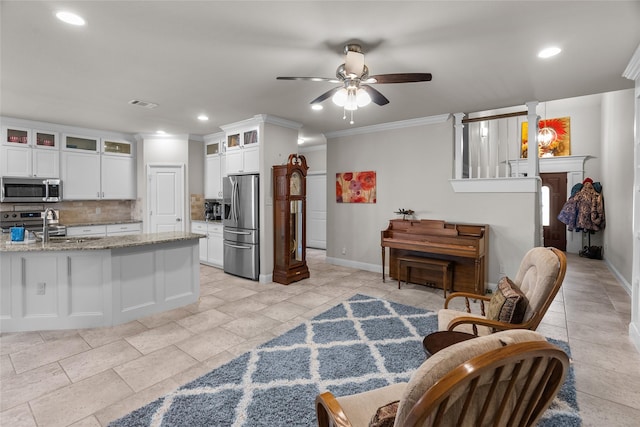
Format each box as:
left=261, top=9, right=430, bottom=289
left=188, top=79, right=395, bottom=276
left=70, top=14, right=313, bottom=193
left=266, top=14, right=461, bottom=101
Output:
left=499, top=263, right=506, bottom=275
left=36, top=282, right=46, bottom=295
left=341, top=247, right=346, bottom=255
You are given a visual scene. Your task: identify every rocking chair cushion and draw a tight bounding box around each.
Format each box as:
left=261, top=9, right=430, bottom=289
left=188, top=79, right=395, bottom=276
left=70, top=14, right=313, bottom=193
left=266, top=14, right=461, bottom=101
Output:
left=486, top=276, right=528, bottom=324
left=368, top=400, right=399, bottom=427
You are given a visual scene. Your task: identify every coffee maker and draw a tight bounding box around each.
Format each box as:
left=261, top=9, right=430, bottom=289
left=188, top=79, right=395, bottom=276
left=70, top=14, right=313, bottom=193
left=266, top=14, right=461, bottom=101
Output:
left=204, top=201, right=222, bottom=221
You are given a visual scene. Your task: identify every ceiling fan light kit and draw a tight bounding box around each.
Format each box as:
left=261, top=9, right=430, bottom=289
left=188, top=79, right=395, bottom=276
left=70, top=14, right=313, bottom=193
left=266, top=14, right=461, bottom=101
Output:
left=277, top=43, right=432, bottom=124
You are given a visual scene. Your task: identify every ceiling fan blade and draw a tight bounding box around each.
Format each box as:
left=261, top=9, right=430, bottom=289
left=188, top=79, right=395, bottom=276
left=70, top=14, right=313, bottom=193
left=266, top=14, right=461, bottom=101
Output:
left=310, top=87, right=342, bottom=104
left=367, top=73, right=432, bottom=84
left=360, top=85, right=389, bottom=106
left=277, top=76, right=339, bottom=83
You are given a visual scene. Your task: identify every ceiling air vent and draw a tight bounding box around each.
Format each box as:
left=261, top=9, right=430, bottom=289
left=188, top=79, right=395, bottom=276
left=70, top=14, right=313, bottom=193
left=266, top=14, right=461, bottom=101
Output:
left=128, top=99, right=158, bottom=109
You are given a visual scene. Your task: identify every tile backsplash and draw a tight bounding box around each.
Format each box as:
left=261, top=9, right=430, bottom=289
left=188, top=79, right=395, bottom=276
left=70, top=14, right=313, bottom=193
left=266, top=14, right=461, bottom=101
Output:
left=1, top=200, right=136, bottom=225
left=191, top=193, right=205, bottom=221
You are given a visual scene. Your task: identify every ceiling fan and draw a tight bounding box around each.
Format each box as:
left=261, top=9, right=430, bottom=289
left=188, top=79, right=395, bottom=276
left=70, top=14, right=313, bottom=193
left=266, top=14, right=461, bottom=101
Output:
left=277, top=43, right=432, bottom=123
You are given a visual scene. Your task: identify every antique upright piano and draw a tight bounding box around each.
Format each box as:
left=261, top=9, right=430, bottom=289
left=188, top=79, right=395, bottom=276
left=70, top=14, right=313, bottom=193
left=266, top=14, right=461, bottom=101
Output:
left=381, top=219, right=489, bottom=295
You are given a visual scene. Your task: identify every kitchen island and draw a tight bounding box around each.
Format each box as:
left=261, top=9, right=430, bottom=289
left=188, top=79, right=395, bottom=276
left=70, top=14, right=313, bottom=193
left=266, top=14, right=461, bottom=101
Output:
left=1, top=232, right=202, bottom=332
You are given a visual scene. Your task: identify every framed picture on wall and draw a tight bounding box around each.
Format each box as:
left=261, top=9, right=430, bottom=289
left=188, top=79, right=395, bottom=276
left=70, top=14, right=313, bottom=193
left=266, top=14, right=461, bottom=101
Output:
left=520, top=116, right=571, bottom=158
left=336, top=171, right=376, bottom=203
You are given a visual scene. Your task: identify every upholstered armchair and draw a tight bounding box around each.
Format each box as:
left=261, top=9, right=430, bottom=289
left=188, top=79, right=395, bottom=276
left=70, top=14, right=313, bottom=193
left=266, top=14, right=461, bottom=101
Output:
left=316, top=329, right=569, bottom=427
left=438, top=247, right=567, bottom=336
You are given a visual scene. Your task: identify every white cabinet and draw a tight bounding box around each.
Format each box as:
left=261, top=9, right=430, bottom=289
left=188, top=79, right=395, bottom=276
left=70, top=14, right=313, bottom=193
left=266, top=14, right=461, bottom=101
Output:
left=106, top=222, right=142, bottom=236
left=101, top=155, right=136, bottom=199
left=61, top=135, right=135, bottom=200
left=224, top=127, right=259, bottom=174
left=204, top=135, right=224, bottom=199
left=0, top=251, right=111, bottom=331
left=1, top=126, right=59, bottom=178
left=67, top=222, right=142, bottom=237
left=61, top=150, right=101, bottom=199
left=67, top=224, right=107, bottom=237
left=205, top=155, right=223, bottom=199
left=191, top=221, right=223, bottom=268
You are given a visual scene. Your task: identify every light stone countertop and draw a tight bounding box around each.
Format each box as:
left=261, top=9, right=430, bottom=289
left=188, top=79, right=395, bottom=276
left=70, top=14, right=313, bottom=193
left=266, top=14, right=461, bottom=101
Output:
left=1, top=231, right=203, bottom=252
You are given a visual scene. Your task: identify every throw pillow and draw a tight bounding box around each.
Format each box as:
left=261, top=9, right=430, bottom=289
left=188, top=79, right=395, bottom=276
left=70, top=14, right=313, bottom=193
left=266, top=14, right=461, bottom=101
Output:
left=486, top=277, right=528, bottom=324
left=369, top=401, right=399, bottom=427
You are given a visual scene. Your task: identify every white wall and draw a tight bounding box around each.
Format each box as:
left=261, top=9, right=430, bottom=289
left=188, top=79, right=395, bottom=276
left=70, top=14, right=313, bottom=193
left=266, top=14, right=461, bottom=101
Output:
left=137, top=134, right=190, bottom=233
left=324, top=90, right=637, bottom=289
left=601, top=89, right=635, bottom=288
left=326, top=118, right=537, bottom=285
left=260, top=120, right=299, bottom=282
left=299, top=145, right=327, bottom=173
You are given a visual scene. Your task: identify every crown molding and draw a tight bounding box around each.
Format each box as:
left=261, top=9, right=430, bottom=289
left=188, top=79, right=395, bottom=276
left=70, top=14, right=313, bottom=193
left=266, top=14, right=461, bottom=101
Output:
left=324, top=114, right=451, bottom=139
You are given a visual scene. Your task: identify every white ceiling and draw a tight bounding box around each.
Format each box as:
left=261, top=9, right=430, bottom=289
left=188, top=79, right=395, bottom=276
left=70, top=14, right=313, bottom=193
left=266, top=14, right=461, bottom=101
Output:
left=1, top=1, right=639, bottom=145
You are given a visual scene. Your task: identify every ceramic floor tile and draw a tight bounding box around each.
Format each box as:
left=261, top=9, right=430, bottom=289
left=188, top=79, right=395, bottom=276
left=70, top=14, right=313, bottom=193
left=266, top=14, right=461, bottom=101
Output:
left=211, top=285, right=257, bottom=301
left=94, top=377, right=181, bottom=426
left=183, top=294, right=226, bottom=313
left=10, top=336, right=90, bottom=374
left=78, top=321, right=148, bottom=348
left=567, top=320, right=637, bottom=350
left=247, top=289, right=292, bottom=305
left=573, top=360, right=640, bottom=410
left=220, top=312, right=283, bottom=339
left=569, top=337, right=640, bottom=376
left=576, top=390, right=640, bottom=427
left=113, top=345, right=197, bottom=392
left=259, top=300, right=310, bottom=322
left=0, top=362, right=70, bottom=411
left=175, top=308, right=235, bottom=334
left=124, top=322, right=193, bottom=355
left=29, top=369, right=133, bottom=427
left=0, top=403, right=37, bottom=427
left=0, top=354, right=14, bottom=379
left=59, top=339, right=142, bottom=382
left=136, top=307, right=193, bottom=329
left=175, top=327, right=246, bottom=361
left=214, top=297, right=269, bottom=316
left=285, top=291, right=335, bottom=308
left=39, top=329, right=81, bottom=341
left=0, top=331, right=44, bottom=355
left=68, top=415, right=102, bottom=427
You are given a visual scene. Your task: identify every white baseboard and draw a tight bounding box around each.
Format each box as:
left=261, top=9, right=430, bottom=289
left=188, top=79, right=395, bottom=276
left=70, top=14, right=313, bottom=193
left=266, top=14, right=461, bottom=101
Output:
left=326, top=257, right=381, bottom=273
left=630, top=322, right=640, bottom=354
left=604, top=258, right=632, bottom=295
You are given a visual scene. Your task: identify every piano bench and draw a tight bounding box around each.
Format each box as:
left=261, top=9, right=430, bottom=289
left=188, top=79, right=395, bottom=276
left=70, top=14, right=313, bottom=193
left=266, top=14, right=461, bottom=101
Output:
left=397, top=256, right=453, bottom=298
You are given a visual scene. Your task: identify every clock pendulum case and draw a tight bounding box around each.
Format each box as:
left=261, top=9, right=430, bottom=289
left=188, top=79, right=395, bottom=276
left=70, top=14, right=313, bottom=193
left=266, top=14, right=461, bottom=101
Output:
left=272, top=154, right=310, bottom=284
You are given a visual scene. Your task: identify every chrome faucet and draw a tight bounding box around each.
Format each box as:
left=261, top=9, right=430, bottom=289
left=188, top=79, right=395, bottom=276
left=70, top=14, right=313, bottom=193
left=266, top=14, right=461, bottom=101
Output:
left=42, top=208, right=57, bottom=243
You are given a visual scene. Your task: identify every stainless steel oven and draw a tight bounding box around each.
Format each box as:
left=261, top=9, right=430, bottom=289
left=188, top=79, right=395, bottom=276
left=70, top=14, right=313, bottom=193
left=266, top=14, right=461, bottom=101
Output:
left=0, top=177, right=62, bottom=203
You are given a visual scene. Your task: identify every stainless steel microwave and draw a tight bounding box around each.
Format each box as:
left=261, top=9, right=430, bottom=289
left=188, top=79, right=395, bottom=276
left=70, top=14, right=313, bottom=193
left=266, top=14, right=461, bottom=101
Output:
left=0, top=177, right=62, bottom=203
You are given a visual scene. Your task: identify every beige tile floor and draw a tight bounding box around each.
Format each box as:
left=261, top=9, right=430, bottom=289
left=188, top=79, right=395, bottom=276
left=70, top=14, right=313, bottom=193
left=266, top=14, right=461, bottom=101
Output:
left=1, top=249, right=639, bottom=426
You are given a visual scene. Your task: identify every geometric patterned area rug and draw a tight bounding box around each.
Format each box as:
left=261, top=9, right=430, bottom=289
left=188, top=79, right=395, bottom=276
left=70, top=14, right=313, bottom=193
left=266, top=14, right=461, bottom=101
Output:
left=109, top=294, right=581, bottom=426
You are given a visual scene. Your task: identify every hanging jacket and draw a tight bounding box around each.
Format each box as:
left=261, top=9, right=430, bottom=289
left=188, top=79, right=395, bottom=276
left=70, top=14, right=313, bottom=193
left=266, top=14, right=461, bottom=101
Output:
left=557, top=181, right=605, bottom=232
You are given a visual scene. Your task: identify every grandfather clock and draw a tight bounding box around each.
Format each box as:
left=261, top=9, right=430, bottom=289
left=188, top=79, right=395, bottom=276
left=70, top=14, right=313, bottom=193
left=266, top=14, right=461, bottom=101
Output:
left=273, top=154, right=310, bottom=284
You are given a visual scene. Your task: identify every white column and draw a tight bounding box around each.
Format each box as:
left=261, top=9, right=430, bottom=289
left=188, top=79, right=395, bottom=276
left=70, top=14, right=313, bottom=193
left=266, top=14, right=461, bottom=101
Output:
left=453, top=113, right=465, bottom=179
left=526, top=101, right=540, bottom=178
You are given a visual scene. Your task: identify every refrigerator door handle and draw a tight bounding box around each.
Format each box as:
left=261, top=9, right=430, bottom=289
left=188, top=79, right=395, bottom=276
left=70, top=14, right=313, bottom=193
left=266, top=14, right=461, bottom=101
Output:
left=224, top=242, right=252, bottom=250
left=225, top=230, right=251, bottom=235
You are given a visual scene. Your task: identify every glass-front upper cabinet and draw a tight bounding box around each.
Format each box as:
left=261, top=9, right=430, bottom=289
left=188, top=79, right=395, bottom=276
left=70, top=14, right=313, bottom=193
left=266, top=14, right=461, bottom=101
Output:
left=226, top=127, right=258, bottom=151
left=34, top=130, right=58, bottom=149
left=2, top=126, right=59, bottom=149
left=102, top=139, right=133, bottom=156
left=63, top=134, right=99, bottom=152
left=2, top=126, right=30, bottom=145
left=206, top=140, right=222, bottom=156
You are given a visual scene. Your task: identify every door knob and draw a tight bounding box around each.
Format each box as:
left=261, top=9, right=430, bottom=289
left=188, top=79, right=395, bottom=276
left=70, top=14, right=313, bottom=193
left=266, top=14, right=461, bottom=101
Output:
left=176, top=218, right=182, bottom=222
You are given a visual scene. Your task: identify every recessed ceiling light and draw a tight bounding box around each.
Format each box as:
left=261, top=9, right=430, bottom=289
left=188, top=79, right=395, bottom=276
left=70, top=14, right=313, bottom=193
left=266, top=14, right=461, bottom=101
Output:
left=56, top=11, right=85, bottom=26
left=538, top=46, right=561, bottom=59
left=311, top=104, right=323, bottom=111
left=156, top=130, right=166, bottom=135
left=197, top=115, right=209, bottom=121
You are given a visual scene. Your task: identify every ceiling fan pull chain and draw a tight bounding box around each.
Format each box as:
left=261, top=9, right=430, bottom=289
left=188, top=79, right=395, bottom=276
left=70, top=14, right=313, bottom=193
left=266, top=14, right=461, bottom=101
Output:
left=350, top=109, right=355, bottom=125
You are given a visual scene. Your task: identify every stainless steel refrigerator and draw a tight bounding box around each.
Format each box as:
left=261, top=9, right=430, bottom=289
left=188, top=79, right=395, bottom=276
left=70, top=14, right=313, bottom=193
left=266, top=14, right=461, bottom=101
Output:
left=223, top=174, right=259, bottom=280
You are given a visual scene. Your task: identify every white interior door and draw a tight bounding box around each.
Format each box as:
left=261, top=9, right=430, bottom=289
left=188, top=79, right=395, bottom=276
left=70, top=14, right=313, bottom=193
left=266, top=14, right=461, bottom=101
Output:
left=147, top=164, right=184, bottom=233
left=306, top=173, right=326, bottom=249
